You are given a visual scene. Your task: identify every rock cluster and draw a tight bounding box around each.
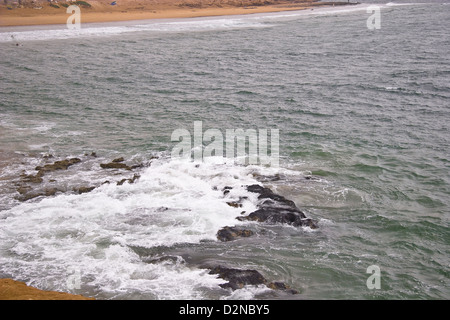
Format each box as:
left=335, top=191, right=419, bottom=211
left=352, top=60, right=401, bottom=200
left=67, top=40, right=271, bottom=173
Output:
left=217, top=184, right=318, bottom=241
left=15, top=154, right=146, bottom=201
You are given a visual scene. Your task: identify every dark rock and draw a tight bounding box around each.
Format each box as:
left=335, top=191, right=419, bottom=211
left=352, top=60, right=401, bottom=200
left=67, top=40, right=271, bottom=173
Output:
left=100, top=162, right=131, bottom=170
left=146, top=256, right=184, bottom=265
left=222, top=186, right=232, bottom=195
left=267, top=281, right=299, bottom=294
left=18, top=187, right=59, bottom=201
left=243, top=184, right=318, bottom=229
left=226, top=201, right=242, bottom=208
left=44, top=188, right=58, bottom=197
left=21, top=172, right=43, bottom=184
left=36, top=158, right=81, bottom=172
left=117, top=174, right=140, bottom=185
left=207, top=265, right=299, bottom=294
left=16, top=185, right=32, bottom=195
left=217, top=226, right=254, bottom=242
left=237, top=207, right=311, bottom=227
left=208, top=266, right=266, bottom=290
left=246, top=184, right=297, bottom=209
left=252, top=173, right=283, bottom=182
left=112, top=157, right=124, bottom=163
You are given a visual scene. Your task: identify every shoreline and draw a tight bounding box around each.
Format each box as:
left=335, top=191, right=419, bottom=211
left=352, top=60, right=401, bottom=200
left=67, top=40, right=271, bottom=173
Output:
left=0, top=1, right=358, bottom=27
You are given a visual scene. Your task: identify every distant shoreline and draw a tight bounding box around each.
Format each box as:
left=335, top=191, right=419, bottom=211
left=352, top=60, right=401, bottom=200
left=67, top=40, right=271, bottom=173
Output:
left=0, top=1, right=358, bottom=27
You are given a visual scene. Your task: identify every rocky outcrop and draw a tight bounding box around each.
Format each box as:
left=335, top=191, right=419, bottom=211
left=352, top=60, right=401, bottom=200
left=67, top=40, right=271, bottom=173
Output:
left=208, top=266, right=298, bottom=294
left=15, top=155, right=146, bottom=201
left=100, top=162, right=131, bottom=170
left=237, top=184, right=318, bottom=229
left=217, top=184, right=317, bottom=241
left=216, top=226, right=254, bottom=242
left=117, top=174, right=140, bottom=186
left=35, top=158, right=81, bottom=173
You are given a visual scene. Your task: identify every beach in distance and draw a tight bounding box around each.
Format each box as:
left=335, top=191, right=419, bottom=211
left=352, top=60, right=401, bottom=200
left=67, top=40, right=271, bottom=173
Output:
left=0, top=0, right=356, bottom=26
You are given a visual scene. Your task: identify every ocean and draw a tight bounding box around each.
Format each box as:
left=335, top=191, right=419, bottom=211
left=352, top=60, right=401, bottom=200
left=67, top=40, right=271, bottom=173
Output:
left=0, top=1, right=449, bottom=300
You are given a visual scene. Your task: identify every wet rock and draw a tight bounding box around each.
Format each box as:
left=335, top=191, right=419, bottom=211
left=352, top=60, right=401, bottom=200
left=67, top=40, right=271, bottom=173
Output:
left=252, top=172, right=283, bottom=182
left=222, top=186, right=232, bottom=195
left=117, top=174, right=140, bottom=185
left=112, top=157, right=124, bottom=163
left=237, top=207, right=313, bottom=227
left=146, top=255, right=184, bottom=265
left=100, top=162, right=131, bottom=170
left=241, top=184, right=318, bottom=229
left=226, top=201, right=242, bottom=208
left=130, top=163, right=145, bottom=169
left=16, top=185, right=32, bottom=195
left=75, top=186, right=95, bottom=194
left=267, top=281, right=299, bottom=294
left=207, top=266, right=298, bottom=294
left=36, top=158, right=81, bottom=172
left=208, top=266, right=266, bottom=290
left=217, top=226, right=254, bottom=242
left=18, top=187, right=59, bottom=201
left=246, top=184, right=297, bottom=209
left=21, top=172, right=44, bottom=184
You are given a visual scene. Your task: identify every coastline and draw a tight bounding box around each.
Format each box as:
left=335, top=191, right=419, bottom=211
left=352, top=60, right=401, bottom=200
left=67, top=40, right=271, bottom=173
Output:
left=0, top=1, right=357, bottom=27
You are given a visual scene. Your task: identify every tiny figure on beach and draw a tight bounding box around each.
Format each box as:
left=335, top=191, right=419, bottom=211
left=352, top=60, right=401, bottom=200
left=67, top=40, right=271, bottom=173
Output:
left=11, top=35, right=20, bottom=47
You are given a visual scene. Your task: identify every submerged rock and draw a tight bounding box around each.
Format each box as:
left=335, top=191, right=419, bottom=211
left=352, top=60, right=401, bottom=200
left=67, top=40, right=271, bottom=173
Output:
left=117, top=174, right=140, bottom=186
left=17, top=187, right=59, bottom=201
left=239, top=184, right=318, bottom=229
left=35, top=158, right=81, bottom=172
left=267, top=281, right=299, bottom=295
left=100, top=162, right=131, bottom=170
left=216, top=226, right=254, bottom=242
left=21, top=172, right=44, bottom=184
left=208, top=266, right=266, bottom=290
left=75, top=186, right=95, bottom=194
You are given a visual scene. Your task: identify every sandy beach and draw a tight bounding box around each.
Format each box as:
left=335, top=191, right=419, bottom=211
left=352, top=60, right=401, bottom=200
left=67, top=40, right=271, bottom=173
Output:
left=0, top=0, right=353, bottom=27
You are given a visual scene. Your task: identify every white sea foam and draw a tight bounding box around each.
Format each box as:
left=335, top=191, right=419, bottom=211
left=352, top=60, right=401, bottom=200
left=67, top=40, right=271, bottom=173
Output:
left=0, top=157, right=267, bottom=299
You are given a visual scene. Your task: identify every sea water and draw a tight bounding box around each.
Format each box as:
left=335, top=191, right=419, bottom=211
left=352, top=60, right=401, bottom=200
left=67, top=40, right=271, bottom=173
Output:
left=0, top=1, right=449, bottom=299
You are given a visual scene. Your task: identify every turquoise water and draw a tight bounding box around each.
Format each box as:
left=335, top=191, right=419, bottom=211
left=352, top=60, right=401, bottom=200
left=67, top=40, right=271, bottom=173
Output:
left=0, top=2, right=449, bottom=299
